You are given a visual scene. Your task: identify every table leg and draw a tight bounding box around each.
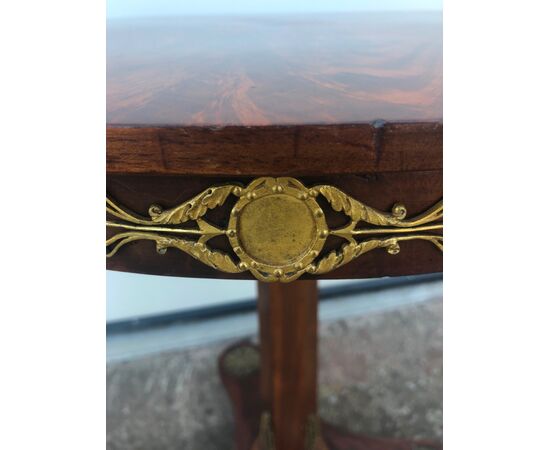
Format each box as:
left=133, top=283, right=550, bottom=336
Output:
left=218, top=281, right=442, bottom=450
left=258, top=280, right=319, bottom=450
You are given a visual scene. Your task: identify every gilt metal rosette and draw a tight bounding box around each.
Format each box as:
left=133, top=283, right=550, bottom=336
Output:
left=106, top=177, right=442, bottom=282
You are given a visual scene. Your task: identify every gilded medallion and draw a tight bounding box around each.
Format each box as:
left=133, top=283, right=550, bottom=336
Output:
left=106, top=177, right=443, bottom=282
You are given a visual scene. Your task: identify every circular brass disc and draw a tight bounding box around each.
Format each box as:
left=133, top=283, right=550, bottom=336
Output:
left=239, top=194, right=315, bottom=265
left=227, top=178, right=327, bottom=280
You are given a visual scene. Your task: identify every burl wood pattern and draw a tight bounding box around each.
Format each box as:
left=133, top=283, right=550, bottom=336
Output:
left=107, top=12, right=441, bottom=126
left=106, top=10, right=443, bottom=450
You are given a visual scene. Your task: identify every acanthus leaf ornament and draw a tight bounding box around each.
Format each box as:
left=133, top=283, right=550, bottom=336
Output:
left=106, top=177, right=442, bottom=282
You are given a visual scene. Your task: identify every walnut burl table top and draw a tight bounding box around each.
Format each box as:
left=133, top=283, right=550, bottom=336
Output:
left=106, top=12, right=443, bottom=280
left=107, top=12, right=442, bottom=127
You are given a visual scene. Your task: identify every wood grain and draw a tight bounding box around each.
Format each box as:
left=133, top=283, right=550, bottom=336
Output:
left=107, top=12, right=442, bottom=126
left=107, top=122, right=442, bottom=176
left=258, top=281, right=318, bottom=450
left=106, top=172, right=442, bottom=280
left=106, top=11, right=443, bottom=449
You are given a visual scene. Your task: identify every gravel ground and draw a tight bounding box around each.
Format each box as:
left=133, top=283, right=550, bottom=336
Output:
left=107, top=298, right=442, bottom=449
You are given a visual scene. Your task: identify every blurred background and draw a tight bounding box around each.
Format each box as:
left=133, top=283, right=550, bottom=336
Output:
left=107, top=274, right=442, bottom=448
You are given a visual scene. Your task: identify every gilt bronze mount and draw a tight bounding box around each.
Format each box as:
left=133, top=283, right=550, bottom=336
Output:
left=106, top=177, right=443, bottom=282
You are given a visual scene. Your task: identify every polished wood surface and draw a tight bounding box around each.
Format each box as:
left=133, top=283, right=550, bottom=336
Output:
left=106, top=11, right=443, bottom=450
left=106, top=172, right=442, bottom=280
left=107, top=12, right=441, bottom=126
left=258, top=281, right=318, bottom=450
left=107, top=122, right=442, bottom=176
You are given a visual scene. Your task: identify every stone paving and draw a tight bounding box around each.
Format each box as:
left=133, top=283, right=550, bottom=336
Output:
left=107, top=298, right=442, bottom=449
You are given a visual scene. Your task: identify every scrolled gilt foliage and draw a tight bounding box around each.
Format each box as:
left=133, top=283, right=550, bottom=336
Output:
left=317, top=185, right=402, bottom=225
left=316, top=185, right=443, bottom=228
left=106, top=185, right=239, bottom=225
left=106, top=177, right=443, bottom=282
left=148, top=185, right=238, bottom=224
left=308, top=235, right=443, bottom=277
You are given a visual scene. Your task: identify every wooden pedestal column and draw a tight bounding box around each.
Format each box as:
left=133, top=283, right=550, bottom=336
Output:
left=258, top=280, right=319, bottom=450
